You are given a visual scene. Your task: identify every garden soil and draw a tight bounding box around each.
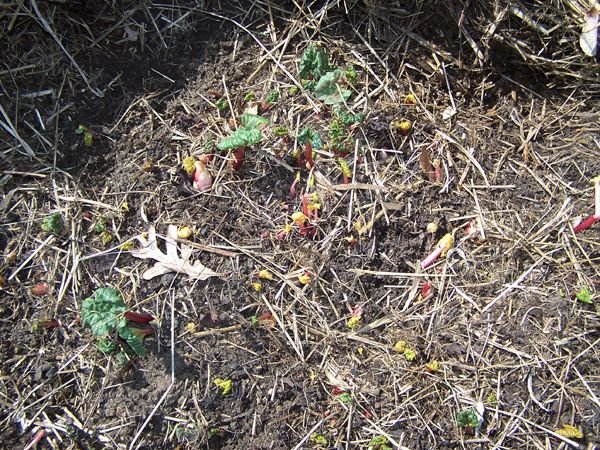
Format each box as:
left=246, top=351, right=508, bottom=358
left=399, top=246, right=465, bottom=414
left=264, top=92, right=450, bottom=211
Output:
left=0, top=1, right=599, bottom=449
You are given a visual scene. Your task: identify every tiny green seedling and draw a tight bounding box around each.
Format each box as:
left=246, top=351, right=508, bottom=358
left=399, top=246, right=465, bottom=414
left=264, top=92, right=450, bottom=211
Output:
left=368, top=435, right=392, bottom=450
left=575, top=286, right=593, bottom=304
left=215, top=98, right=228, bottom=111
left=213, top=378, right=232, bottom=395
left=261, top=90, right=279, bottom=111
left=343, top=64, right=358, bottom=86
left=75, top=125, right=94, bottom=147
left=456, top=407, right=480, bottom=433
left=41, top=212, right=64, bottom=234
left=81, top=287, right=154, bottom=357
left=217, top=113, right=269, bottom=171
left=310, top=433, right=328, bottom=446
left=338, top=158, right=351, bottom=184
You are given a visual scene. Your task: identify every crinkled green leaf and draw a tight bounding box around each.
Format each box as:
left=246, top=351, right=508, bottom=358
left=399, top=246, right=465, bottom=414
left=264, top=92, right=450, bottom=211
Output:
left=117, top=325, right=146, bottom=357
left=217, top=114, right=268, bottom=151
left=240, top=113, right=269, bottom=129
left=217, top=128, right=261, bottom=151
left=81, top=288, right=127, bottom=337
left=299, top=46, right=330, bottom=80
left=314, top=70, right=351, bottom=105
left=265, top=90, right=279, bottom=104
left=297, top=128, right=323, bottom=150
left=41, top=213, right=64, bottom=234
left=333, top=107, right=365, bottom=125
left=456, top=408, right=480, bottom=428
left=96, top=338, right=117, bottom=354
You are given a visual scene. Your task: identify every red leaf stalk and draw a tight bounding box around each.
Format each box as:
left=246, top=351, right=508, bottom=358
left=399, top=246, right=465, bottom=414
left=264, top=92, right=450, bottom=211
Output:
left=305, top=142, right=313, bottom=169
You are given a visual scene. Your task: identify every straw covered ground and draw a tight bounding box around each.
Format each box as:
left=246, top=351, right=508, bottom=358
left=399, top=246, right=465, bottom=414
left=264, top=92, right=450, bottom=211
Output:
left=1, top=1, right=599, bottom=449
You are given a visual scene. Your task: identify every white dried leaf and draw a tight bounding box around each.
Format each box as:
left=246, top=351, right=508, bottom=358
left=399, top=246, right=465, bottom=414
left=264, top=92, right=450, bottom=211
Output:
left=130, top=225, right=222, bottom=280
left=580, top=7, right=599, bottom=56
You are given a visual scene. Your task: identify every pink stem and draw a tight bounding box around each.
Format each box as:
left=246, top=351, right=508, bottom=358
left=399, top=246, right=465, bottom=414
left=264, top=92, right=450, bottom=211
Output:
left=421, top=244, right=444, bottom=269
left=574, top=215, right=600, bottom=233
left=24, top=430, right=46, bottom=450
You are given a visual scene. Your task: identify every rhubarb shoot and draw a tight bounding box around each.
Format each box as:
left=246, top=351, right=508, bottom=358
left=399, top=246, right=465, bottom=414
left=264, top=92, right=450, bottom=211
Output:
left=573, top=175, right=600, bottom=233
left=421, top=233, right=454, bottom=269
left=338, top=158, right=351, bottom=184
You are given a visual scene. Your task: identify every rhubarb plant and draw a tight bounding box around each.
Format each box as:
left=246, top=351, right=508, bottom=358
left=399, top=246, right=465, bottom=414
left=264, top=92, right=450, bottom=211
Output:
left=81, top=287, right=154, bottom=357
left=298, top=46, right=352, bottom=104
left=217, top=113, right=268, bottom=170
left=41, top=212, right=64, bottom=234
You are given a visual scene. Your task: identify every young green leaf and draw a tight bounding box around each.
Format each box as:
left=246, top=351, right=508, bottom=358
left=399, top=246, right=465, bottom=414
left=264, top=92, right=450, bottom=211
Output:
left=265, top=90, right=279, bottom=104
left=240, top=113, right=268, bottom=129
left=117, top=325, right=147, bottom=357
left=81, top=288, right=127, bottom=337
left=314, top=70, right=351, bottom=105
left=217, top=114, right=269, bottom=151
left=298, top=128, right=323, bottom=150
left=217, top=128, right=261, bottom=151
left=333, top=107, right=365, bottom=125
left=41, top=213, right=64, bottom=234
left=299, top=46, right=330, bottom=80
left=456, top=408, right=480, bottom=428
left=575, top=286, right=592, bottom=304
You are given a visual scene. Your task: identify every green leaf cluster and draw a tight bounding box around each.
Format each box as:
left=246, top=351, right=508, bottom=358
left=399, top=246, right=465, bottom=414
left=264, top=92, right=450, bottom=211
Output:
left=333, top=107, right=365, bottom=125
left=41, top=213, right=64, bottom=234
left=343, top=64, right=358, bottom=86
left=81, top=287, right=147, bottom=357
left=265, top=90, right=279, bottom=104
left=575, top=286, right=592, bottom=304
left=456, top=408, right=480, bottom=428
left=368, top=435, right=392, bottom=450
left=299, top=46, right=330, bottom=80
left=313, top=69, right=351, bottom=105
left=217, top=114, right=269, bottom=151
left=298, top=128, right=323, bottom=150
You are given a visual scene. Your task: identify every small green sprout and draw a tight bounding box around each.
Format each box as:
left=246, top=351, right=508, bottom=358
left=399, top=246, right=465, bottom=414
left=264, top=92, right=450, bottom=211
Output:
left=338, top=158, right=351, bottom=184
left=368, top=435, right=392, bottom=450
left=273, top=126, right=289, bottom=137
left=41, top=212, right=64, bottom=234
left=310, top=433, right=328, bottom=446
left=575, top=286, right=592, bottom=304
left=94, top=216, right=109, bottom=234
left=100, top=230, right=113, bottom=246
left=343, top=64, right=358, bottom=86
left=299, top=46, right=330, bottom=80
left=114, top=351, right=129, bottom=368
left=456, top=408, right=480, bottom=429
left=214, top=378, right=232, bottom=395
left=289, top=86, right=299, bottom=95
left=297, top=127, right=323, bottom=150
left=338, top=392, right=352, bottom=403
left=404, top=348, right=417, bottom=361
left=265, top=90, right=279, bottom=104
left=217, top=113, right=268, bottom=151
left=486, top=392, right=498, bottom=406
left=96, top=338, right=117, bottom=354
left=333, top=107, right=365, bottom=125
left=215, top=98, right=228, bottom=111
left=244, top=91, right=257, bottom=102
left=75, top=125, right=94, bottom=147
